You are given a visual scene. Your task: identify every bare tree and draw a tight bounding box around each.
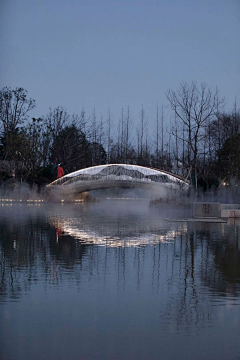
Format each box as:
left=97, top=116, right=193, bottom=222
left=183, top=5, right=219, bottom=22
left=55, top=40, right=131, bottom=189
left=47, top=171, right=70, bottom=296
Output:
left=155, top=104, right=160, bottom=166
left=136, top=105, right=147, bottom=165
left=125, top=106, right=130, bottom=163
left=161, top=106, right=165, bottom=167
left=166, top=82, right=224, bottom=187
left=106, top=109, right=112, bottom=163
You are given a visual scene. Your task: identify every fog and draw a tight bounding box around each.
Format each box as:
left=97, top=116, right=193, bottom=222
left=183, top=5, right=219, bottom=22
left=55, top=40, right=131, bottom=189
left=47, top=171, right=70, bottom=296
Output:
left=1, top=180, right=240, bottom=210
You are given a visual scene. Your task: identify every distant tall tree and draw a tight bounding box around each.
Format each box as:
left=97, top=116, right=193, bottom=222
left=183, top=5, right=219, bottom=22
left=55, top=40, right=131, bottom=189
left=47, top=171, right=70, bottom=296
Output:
left=136, top=105, right=147, bottom=165
left=0, top=87, right=36, bottom=160
left=106, top=109, right=112, bottom=163
left=114, top=107, right=132, bottom=164
left=166, top=82, right=224, bottom=186
left=217, top=133, right=240, bottom=181
left=88, top=142, right=107, bottom=166
left=41, top=107, right=90, bottom=168
left=125, top=106, right=130, bottom=163
left=155, top=104, right=160, bottom=167
left=21, top=117, right=45, bottom=176
left=50, top=124, right=90, bottom=172
left=208, top=107, right=240, bottom=161
left=87, top=109, right=106, bottom=166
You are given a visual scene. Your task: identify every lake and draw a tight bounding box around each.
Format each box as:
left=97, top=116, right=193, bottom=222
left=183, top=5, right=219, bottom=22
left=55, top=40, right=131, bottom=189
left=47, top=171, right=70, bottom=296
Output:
left=0, top=201, right=240, bottom=360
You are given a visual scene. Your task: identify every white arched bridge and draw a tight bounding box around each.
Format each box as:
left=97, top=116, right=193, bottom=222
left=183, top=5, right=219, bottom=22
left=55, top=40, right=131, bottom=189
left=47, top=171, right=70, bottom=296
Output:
left=47, top=164, right=189, bottom=196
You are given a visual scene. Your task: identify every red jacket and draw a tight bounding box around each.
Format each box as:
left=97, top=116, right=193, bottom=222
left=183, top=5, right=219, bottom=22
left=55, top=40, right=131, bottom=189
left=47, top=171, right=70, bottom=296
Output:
left=57, top=166, right=64, bottom=178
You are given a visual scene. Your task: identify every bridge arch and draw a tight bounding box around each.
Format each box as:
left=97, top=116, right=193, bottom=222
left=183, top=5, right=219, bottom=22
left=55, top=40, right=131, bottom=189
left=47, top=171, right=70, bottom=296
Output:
left=47, top=164, right=189, bottom=195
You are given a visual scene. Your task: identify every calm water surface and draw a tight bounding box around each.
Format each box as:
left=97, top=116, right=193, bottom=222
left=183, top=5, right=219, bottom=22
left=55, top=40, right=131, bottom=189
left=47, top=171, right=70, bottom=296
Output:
left=0, top=201, right=240, bottom=360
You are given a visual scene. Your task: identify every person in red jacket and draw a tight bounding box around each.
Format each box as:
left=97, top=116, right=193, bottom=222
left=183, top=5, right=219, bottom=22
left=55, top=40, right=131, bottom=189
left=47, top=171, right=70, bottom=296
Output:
left=57, top=164, right=64, bottom=178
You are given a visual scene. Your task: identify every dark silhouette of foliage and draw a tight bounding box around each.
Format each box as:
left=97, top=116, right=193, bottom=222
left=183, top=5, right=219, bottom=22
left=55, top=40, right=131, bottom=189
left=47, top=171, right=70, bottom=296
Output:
left=50, top=124, right=91, bottom=173
left=0, top=85, right=239, bottom=189
left=217, top=133, right=240, bottom=181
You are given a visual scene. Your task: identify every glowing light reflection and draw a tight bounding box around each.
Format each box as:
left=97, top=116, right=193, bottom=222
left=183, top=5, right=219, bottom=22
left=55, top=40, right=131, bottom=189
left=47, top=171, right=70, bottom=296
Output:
left=49, top=217, right=187, bottom=248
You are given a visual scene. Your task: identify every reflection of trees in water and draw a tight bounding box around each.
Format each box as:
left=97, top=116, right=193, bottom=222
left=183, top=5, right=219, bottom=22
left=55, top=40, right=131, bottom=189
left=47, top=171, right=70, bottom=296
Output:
left=1, top=205, right=240, bottom=332
left=161, top=229, right=213, bottom=332
left=0, top=211, right=88, bottom=302
left=197, top=221, right=240, bottom=296
left=161, top=221, right=240, bottom=332
left=0, top=214, right=49, bottom=302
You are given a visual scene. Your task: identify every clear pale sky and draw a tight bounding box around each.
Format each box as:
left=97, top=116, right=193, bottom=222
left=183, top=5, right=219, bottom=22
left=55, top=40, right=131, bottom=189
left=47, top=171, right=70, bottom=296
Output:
left=1, top=0, right=239, bottom=125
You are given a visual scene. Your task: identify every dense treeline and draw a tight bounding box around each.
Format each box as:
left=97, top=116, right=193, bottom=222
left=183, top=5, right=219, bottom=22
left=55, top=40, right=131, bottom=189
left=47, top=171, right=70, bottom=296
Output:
left=0, top=83, right=239, bottom=189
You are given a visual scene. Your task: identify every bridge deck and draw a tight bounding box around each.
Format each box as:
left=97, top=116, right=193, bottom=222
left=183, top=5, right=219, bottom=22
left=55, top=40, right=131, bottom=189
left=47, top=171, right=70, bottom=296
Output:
left=48, top=164, right=189, bottom=194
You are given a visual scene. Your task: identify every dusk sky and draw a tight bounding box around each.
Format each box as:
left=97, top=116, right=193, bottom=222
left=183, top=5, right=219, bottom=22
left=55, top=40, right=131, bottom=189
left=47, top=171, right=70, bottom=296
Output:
left=1, top=0, right=239, bottom=126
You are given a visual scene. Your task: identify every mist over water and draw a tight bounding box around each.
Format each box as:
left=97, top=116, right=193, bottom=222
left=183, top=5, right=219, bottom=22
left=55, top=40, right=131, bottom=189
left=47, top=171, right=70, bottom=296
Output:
left=0, top=199, right=240, bottom=360
left=1, top=178, right=240, bottom=207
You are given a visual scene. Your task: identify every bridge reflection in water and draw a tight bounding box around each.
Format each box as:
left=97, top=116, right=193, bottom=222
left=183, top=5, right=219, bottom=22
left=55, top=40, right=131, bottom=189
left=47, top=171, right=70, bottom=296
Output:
left=48, top=211, right=188, bottom=247
left=47, top=164, right=189, bottom=195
